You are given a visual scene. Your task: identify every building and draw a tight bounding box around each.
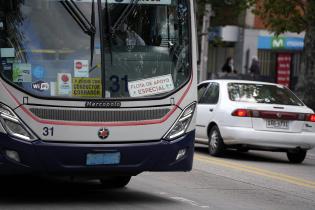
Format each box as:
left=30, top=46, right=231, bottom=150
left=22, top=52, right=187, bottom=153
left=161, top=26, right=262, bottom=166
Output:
left=207, top=5, right=305, bottom=90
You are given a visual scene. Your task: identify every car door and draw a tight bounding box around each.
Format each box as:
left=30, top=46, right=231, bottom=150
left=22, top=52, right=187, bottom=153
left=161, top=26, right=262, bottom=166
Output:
left=196, top=82, right=220, bottom=142
left=195, top=82, right=210, bottom=140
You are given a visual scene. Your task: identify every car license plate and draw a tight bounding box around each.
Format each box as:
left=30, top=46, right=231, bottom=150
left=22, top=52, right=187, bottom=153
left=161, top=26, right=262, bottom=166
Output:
left=266, top=119, right=289, bottom=129
left=86, top=152, right=120, bottom=165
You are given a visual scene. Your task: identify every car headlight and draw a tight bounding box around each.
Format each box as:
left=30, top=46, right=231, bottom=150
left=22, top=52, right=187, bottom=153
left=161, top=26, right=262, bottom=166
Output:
left=0, top=103, right=37, bottom=141
left=163, top=102, right=196, bottom=141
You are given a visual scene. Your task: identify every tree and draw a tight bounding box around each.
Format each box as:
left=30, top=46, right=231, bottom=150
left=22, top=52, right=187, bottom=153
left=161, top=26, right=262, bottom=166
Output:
left=247, top=0, right=315, bottom=110
left=196, top=0, right=249, bottom=31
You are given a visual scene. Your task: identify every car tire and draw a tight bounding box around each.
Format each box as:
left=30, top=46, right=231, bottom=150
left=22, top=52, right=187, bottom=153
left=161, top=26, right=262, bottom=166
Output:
left=100, top=176, right=131, bottom=188
left=286, top=150, right=307, bottom=164
left=208, top=125, right=225, bottom=156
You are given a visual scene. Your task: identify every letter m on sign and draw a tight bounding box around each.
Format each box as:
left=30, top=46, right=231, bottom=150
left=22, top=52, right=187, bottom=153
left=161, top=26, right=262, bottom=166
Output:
left=272, top=37, right=284, bottom=49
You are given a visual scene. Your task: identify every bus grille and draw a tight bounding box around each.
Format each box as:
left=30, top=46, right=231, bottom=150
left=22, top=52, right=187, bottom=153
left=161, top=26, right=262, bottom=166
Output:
left=28, top=108, right=170, bottom=122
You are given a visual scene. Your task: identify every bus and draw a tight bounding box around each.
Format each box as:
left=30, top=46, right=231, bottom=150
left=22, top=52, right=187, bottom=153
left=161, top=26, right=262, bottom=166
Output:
left=0, top=0, right=197, bottom=187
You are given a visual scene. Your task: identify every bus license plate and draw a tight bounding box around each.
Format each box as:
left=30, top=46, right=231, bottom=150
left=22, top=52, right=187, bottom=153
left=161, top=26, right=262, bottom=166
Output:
left=86, top=152, right=120, bottom=165
left=266, top=120, right=289, bottom=130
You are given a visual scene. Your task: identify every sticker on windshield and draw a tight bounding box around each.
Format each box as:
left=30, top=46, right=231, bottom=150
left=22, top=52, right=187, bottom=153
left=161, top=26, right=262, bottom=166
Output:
left=73, top=78, right=102, bottom=97
left=32, top=81, right=50, bottom=92
left=57, top=73, right=72, bottom=96
left=128, top=74, right=174, bottom=97
left=74, top=60, right=89, bottom=78
left=0, top=48, right=15, bottom=58
left=12, top=63, right=32, bottom=83
left=33, top=66, right=46, bottom=79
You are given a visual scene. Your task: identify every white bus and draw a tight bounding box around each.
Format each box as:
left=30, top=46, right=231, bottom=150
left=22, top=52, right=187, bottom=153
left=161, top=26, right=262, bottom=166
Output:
left=0, top=0, right=197, bottom=187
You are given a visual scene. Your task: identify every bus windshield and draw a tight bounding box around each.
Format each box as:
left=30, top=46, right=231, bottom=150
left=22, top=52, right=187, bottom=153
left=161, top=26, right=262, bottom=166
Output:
left=0, top=0, right=190, bottom=99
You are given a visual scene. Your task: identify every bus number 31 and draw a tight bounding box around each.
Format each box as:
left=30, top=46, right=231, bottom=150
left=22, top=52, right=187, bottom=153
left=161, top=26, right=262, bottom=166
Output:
left=43, top=127, right=54, bottom=136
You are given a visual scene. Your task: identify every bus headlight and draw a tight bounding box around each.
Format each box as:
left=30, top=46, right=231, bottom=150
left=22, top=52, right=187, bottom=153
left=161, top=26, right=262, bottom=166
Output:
left=0, top=103, right=37, bottom=141
left=164, top=102, right=196, bottom=141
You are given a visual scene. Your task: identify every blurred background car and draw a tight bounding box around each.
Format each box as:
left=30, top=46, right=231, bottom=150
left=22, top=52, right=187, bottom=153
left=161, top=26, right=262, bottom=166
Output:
left=195, top=80, right=315, bottom=163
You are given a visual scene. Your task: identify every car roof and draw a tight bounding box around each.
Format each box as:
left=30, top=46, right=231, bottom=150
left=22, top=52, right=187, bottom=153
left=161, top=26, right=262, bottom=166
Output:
left=199, top=79, right=280, bottom=86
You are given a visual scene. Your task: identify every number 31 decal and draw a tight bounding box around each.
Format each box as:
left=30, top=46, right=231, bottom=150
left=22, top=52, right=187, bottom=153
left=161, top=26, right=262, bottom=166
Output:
left=109, top=75, right=128, bottom=93
left=43, top=127, right=54, bottom=136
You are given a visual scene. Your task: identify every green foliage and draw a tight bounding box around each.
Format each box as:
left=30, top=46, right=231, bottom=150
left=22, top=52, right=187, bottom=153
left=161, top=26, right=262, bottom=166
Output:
left=251, top=0, right=309, bottom=34
left=196, top=0, right=251, bottom=31
left=244, top=0, right=315, bottom=110
left=197, top=0, right=313, bottom=34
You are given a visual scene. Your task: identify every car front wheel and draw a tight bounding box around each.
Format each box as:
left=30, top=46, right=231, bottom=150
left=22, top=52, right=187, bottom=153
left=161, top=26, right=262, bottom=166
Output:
left=286, top=150, right=307, bottom=164
left=100, top=176, right=131, bottom=188
left=208, top=125, right=225, bottom=156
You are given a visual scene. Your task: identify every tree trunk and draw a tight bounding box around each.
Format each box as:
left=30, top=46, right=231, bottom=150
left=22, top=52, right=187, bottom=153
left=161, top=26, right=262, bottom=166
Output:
left=295, top=3, right=315, bottom=111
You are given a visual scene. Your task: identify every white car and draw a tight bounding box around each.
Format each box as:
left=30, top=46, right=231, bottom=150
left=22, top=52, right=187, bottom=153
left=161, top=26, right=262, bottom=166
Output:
left=195, top=80, right=315, bottom=163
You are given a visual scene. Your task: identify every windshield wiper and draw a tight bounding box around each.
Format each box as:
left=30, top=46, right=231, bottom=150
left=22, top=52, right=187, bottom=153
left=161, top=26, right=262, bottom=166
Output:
left=103, top=0, right=139, bottom=65
left=111, top=0, right=139, bottom=34
left=104, top=0, right=113, bottom=64
left=97, top=0, right=106, bottom=98
left=60, top=0, right=96, bottom=66
left=90, top=0, right=96, bottom=67
left=61, top=0, right=96, bottom=36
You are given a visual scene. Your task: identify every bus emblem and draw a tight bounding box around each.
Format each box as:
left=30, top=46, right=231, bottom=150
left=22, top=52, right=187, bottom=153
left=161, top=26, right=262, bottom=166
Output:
left=98, top=128, right=109, bottom=139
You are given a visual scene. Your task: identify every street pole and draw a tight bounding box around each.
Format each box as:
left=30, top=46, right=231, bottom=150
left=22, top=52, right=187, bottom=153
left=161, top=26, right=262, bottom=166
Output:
left=199, top=4, right=212, bottom=83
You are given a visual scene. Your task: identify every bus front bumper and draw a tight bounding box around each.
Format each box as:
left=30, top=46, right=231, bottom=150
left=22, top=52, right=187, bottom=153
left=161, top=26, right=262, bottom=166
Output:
left=0, top=131, right=195, bottom=176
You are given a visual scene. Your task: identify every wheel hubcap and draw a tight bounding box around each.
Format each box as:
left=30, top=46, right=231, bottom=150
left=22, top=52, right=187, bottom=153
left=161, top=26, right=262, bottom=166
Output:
left=210, top=130, right=219, bottom=152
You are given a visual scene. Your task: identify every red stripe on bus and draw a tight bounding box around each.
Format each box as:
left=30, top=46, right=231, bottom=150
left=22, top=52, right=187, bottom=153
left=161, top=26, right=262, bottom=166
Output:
left=0, top=74, right=193, bottom=127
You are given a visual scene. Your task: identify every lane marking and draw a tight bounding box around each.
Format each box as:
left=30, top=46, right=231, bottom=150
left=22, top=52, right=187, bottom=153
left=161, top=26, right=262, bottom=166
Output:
left=159, top=192, right=210, bottom=209
left=170, top=197, right=210, bottom=209
left=196, top=154, right=315, bottom=186
left=195, top=154, right=315, bottom=190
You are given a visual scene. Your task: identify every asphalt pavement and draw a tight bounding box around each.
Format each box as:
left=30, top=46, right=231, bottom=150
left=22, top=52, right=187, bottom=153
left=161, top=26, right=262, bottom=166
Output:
left=0, top=146, right=315, bottom=210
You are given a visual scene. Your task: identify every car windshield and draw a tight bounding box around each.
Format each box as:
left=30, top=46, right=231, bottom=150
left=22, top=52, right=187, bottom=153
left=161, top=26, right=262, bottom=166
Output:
left=228, top=83, right=304, bottom=106
left=0, top=0, right=190, bottom=99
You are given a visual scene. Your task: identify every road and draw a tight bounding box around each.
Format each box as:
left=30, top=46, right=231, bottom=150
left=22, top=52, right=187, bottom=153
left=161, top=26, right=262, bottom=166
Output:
left=1, top=146, right=315, bottom=210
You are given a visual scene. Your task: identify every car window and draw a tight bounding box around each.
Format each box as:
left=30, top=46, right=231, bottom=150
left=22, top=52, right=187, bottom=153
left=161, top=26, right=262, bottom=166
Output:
left=228, top=83, right=304, bottom=106
left=197, top=83, right=209, bottom=102
left=199, top=83, right=219, bottom=104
